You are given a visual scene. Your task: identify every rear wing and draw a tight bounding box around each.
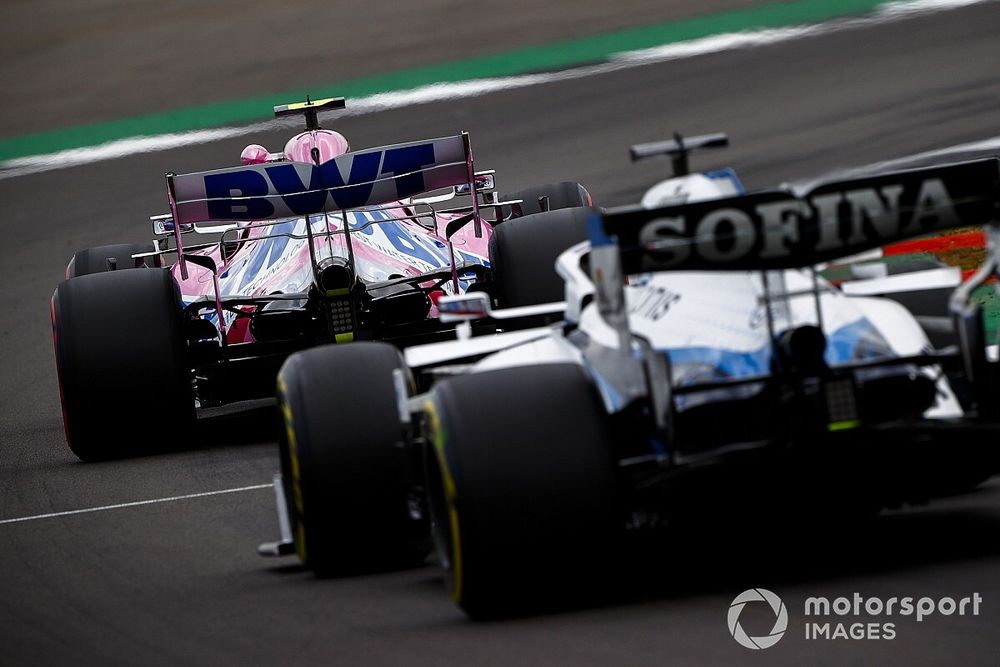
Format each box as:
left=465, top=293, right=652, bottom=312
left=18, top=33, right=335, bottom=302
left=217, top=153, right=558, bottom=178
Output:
left=630, top=132, right=729, bottom=177
left=595, top=158, right=1000, bottom=274
left=168, top=133, right=474, bottom=225
left=163, top=131, right=482, bottom=282
left=575, top=158, right=1000, bottom=427
left=582, top=158, right=1000, bottom=408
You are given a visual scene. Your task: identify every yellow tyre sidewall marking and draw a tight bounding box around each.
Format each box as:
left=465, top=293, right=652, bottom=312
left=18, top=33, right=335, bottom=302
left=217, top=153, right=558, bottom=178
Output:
left=424, top=399, right=463, bottom=604
left=277, top=375, right=307, bottom=563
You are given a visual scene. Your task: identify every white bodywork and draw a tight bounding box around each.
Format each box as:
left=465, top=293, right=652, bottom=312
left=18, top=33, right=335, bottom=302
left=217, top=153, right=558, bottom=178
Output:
left=405, top=171, right=964, bottom=419
left=640, top=172, right=742, bottom=209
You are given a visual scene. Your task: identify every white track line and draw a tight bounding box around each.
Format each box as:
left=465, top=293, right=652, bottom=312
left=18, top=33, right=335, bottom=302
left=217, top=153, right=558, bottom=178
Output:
left=0, top=0, right=995, bottom=180
left=0, top=483, right=273, bottom=525
left=789, top=135, right=1000, bottom=190
left=849, top=136, right=1000, bottom=170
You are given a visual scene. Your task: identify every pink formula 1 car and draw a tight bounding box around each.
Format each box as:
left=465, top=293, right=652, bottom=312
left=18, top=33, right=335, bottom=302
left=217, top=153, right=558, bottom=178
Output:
left=51, top=97, right=593, bottom=461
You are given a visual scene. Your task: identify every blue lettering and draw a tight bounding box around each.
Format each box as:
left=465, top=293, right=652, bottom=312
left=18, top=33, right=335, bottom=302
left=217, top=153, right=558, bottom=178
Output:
left=380, top=144, right=436, bottom=200
left=321, top=152, right=381, bottom=209
left=456, top=249, right=490, bottom=268
left=347, top=209, right=387, bottom=236
left=238, top=220, right=296, bottom=291
left=265, top=164, right=327, bottom=215
left=204, top=170, right=274, bottom=220
left=382, top=223, right=441, bottom=267
left=411, top=234, right=452, bottom=265
left=201, top=143, right=445, bottom=220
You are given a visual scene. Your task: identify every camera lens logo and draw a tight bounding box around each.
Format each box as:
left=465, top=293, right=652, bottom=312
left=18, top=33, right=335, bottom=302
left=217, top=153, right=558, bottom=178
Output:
left=728, top=588, right=788, bottom=650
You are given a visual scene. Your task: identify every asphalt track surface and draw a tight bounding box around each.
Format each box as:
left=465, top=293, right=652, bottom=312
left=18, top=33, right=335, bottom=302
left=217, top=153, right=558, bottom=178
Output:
left=0, top=0, right=762, bottom=137
left=3, top=3, right=1000, bottom=665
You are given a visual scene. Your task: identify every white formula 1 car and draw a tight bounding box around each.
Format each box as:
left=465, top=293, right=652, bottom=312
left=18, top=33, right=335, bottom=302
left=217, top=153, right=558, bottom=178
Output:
left=264, top=136, right=1000, bottom=618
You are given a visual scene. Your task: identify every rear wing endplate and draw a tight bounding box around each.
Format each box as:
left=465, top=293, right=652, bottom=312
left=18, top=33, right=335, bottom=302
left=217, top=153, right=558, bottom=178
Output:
left=630, top=132, right=729, bottom=177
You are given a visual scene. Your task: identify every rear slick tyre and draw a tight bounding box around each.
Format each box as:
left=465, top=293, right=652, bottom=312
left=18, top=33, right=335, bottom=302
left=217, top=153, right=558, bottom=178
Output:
left=489, top=206, right=592, bottom=307
left=502, top=181, right=593, bottom=216
left=51, top=268, right=193, bottom=461
left=277, top=342, right=427, bottom=576
left=65, top=243, right=156, bottom=278
left=426, top=363, right=621, bottom=618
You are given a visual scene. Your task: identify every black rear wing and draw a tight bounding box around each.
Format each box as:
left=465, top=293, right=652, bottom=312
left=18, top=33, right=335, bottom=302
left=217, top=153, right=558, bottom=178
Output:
left=630, top=132, right=729, bottom=177
left=582, top=158, right=1000, bottom=417
left=564, top=158, right=1000, bottom=434
left=595, top=158, right=1000, bottom=274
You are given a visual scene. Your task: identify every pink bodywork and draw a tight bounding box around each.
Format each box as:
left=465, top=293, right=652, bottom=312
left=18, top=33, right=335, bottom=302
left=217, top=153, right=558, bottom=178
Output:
left=283, top=130, right=351, bottom=163
left=170, top=129, right=494, bottom=343
left=171, top=202, right=493, bottom=343
left=240, top=128, right=351, bottom=166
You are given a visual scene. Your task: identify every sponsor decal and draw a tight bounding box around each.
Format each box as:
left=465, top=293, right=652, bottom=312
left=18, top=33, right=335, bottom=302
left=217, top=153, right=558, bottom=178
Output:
left=170, top=135, right=469, bottom=224
left=628, top=283, right=681, bottom=321
left=601, top=159, right=1000, bottom=273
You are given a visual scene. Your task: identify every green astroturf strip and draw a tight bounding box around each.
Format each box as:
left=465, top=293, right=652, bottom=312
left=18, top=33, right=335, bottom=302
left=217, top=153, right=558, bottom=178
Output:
left=0, top=0, right=895, bottom=162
